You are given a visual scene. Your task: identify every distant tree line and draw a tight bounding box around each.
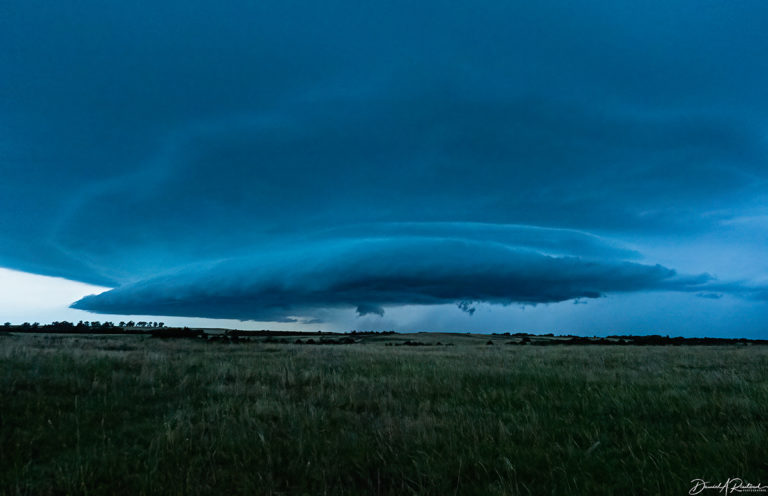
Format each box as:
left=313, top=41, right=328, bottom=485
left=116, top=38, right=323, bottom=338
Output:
left=3, top=321, right=165, bottom=334
left=503, top=334, right=768, bottom=346
left=7, top=323, right=762, bottom=346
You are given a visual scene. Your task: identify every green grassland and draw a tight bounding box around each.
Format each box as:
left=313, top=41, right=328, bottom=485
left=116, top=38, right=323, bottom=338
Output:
left=2, top=332, right=768, bottom=495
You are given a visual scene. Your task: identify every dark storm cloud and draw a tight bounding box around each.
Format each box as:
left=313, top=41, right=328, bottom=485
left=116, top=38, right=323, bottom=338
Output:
left=2, top=0, right=768, bottom=322
left=72, top=235, right=720, bottom=321
left=356, top=304, right=385, bottom=317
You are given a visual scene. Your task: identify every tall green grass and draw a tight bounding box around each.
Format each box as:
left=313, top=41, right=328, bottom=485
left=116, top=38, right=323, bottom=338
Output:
left=2, top=334, right=768, bottom=495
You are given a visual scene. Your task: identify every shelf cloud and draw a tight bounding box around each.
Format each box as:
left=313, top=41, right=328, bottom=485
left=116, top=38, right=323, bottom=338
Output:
left=73, top=232, right=722, bottom=321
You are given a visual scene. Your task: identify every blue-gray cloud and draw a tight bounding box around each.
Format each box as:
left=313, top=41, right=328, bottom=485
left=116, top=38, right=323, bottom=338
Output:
left=2, top=0, right=768, bottom=329
left=72, top=234, right=720, bottom=321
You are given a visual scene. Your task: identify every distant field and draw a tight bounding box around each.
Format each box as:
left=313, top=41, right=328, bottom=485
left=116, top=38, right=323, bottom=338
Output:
left=2, top=333, right=768, bottom=495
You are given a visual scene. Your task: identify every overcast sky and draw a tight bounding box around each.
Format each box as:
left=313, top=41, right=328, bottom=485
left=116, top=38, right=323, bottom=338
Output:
left=2, top=1, right=767, bottom=336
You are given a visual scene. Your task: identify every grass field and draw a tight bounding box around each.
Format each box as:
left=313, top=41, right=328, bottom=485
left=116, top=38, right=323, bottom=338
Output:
left=2, top=332, right=768, bottom=495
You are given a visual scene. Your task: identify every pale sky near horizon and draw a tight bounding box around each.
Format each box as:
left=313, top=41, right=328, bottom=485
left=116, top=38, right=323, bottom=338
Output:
left=0, top=267, right=307, bottom=331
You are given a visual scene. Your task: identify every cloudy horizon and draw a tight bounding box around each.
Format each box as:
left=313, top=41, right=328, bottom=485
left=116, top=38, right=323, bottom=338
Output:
left=2, top=1, right=768, bottom=337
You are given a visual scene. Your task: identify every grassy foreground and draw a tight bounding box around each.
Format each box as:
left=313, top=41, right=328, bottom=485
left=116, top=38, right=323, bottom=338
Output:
left=2, top=333, right=768, bottom=495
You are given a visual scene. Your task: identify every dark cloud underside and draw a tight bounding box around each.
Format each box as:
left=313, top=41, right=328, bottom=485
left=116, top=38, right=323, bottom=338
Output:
left=72, top=235, right=719, bottom=321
